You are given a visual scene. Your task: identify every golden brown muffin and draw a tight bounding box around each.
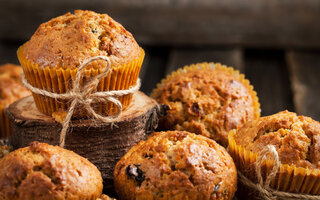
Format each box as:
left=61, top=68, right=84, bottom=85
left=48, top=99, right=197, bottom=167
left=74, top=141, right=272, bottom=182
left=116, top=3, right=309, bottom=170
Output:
left=0, top=64, right=31, bottom=138
left=22, top=10, right=141, bottom=69
left=151, top=63, right=260, bottom=147
left=234, top=110, right=320, bottom=168
left=0, top=141, right=103, bottom=200
left=17, top=10, right=144, bottom=117
left=114, top=131, right=237, bottom=200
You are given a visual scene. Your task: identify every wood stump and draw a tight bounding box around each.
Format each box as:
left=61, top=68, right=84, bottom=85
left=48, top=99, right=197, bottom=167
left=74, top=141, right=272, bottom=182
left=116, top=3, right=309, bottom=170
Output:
left=6, top=91, right=167, bottom=192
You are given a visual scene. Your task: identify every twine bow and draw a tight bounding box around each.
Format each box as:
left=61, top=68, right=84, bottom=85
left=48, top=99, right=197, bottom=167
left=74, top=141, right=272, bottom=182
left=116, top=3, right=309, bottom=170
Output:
left=21, top=56, right=140, bottom=147
left=238, top=145, right=320, bottom=200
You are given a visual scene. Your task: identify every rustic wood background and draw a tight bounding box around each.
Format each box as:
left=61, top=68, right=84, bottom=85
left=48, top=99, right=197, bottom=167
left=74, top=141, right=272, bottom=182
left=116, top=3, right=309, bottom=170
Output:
left=0, top=1, right=319, bottom=119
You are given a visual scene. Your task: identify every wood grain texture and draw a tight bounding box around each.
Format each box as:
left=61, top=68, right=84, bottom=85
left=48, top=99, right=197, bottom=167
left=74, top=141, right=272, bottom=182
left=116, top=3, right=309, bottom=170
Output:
left=6, top=92, right=167, bottom=192
left=0, top=0, right=320, bottom=47
left=166, top=48, right=243, bottom=75
left=244, top=50, right=294, bottom=116
left=287, top=51, right=320, bottom=121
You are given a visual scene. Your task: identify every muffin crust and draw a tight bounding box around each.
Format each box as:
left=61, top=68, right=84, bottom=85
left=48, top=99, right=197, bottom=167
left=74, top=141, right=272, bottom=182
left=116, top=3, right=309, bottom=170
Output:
left=151, top=63, right=260, bottom=146
left=114, top=131, right=237, bottom=200
left=0, top=141, right=103, bottom=200
left=22, top=10, right=141, bottom=69
left=234, top=110, right=320, bottom=168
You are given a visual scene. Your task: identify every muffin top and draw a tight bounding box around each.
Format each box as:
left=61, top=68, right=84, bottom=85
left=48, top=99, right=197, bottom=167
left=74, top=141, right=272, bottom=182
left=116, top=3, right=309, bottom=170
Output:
left=0, top=64, right=30, bottom=107
left=22, top=10, right=141, bottom=69
left=0, top=141, right=103, bottom=200
left=234, top=110, right=320, bottom=168
left=114, top=131, right=237, bottom=200
left=151, top=63, right=260, bottom=147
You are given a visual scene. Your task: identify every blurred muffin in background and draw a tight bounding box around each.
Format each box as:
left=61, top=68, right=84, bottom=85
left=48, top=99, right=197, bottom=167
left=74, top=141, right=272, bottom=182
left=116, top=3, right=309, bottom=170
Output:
left=151, top=62, right=260, bottom=146
left=0, top=63, right=30, bottom=138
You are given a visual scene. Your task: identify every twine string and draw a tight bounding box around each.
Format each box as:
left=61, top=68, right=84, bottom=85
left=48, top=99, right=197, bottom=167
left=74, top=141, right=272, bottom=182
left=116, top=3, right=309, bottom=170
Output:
left=238, top=145, right=320, bottom=200
left=21, top=56, right=141, bottom=147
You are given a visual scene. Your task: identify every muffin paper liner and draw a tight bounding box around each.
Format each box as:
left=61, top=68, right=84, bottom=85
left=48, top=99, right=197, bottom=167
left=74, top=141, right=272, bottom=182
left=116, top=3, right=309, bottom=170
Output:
left=151, top=62, right=260, bottom=120
left=228, top=130, right=320, bottom=195
left=0, top=104, right=11, bottom=138
left=17, top=45, right=144, bottom=117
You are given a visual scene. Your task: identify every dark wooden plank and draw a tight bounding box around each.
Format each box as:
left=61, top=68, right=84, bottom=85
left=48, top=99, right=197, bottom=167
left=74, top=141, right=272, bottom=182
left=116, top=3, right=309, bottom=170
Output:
left=286, top=51, right=320, bottom=121
left=140, top=46, right=170, bottom=95
left=165, top=48, right=243, bottom=75
left=1, top=0, right=320, bottom=48
left=244, top=50, right=294, bottom=116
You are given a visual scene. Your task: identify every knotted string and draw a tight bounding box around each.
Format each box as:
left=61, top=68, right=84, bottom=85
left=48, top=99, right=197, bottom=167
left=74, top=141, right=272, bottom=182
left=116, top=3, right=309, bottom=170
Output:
left=21, top=56, right=140, bottom=147
left=238, top=145, right=320, bottom=200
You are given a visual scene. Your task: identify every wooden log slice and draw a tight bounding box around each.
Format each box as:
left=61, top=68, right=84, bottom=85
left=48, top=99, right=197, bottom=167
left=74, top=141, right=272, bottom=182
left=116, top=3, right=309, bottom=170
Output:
left=6, top=91, right=168, bottom=192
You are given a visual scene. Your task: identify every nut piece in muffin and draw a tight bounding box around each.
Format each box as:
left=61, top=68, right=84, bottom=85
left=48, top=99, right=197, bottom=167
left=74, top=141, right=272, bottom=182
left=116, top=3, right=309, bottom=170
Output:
left=114, top=130, right=237, bottom=200
left=0, top=140, right=11, bottom=159
left=0, top=64, right=31, bottom=138
left=18, top=10, right=145, bottom=117
left=97, top=194, right=116, bottom=200
left=151, top=62, right=260, bottom=147
left=0, top=141, right=103, bottom=200
left=234, top=110, right=320, bottom=168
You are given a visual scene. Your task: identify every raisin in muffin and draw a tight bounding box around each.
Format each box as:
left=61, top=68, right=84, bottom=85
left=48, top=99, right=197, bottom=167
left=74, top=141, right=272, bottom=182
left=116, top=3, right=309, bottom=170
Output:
left=151, top=62, right=260, bottom=147
left=0, top=64, right=31, bottom=138
left=114, top=130, right=237, bottom=200
left=0, top=141, right=103, bottom=200
left=229, top=110, right=320, bottom=195
left=18, top=10, right=144, bottom=117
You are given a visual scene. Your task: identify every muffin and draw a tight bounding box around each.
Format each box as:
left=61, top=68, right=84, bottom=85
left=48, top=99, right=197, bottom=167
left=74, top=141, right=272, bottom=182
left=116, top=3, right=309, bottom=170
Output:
left=0, top=64, right=31, bottom=138
left=114, top=130, right=237, bottom=200
left=0, top=141, right=103, bottom=199
left=229, top=110, right=320, bottom=195
left=17, top=10, right=144, bottom=118
left=151, top=62, right=260, bottom=146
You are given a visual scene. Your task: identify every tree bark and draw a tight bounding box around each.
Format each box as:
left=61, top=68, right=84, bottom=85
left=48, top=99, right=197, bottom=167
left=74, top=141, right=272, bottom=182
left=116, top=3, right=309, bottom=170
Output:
left=6, top=91, right=167, bottom=192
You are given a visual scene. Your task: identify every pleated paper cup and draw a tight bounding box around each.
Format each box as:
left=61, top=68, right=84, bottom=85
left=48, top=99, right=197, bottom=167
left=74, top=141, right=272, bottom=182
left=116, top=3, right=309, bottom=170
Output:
left=17, top=44, right=145, bottom=118
left=228, top=130, right=320, bottom=195
left=0, top=104, right=12, bottom=139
